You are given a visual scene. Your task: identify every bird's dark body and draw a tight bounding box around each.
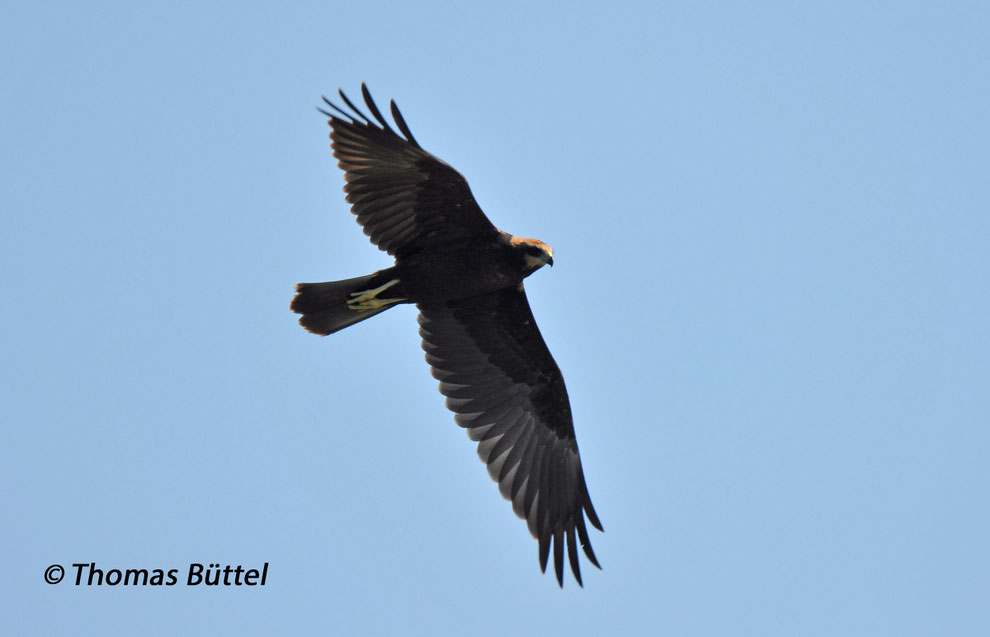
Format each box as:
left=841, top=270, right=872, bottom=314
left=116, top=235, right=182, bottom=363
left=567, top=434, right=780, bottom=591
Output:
left=394, top=233, right=529, bottom=302
left=292, top=84, right=602, bottom=587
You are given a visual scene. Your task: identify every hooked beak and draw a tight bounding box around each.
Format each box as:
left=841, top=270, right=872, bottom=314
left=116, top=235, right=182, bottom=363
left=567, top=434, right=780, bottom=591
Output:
left=546, top=255, right=554, bottom=267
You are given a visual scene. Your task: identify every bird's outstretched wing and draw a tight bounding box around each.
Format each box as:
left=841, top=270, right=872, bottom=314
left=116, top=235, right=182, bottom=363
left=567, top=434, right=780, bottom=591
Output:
left=418, top=286, right=603, bottom=586
left=320, top=84, right=497, bottom=258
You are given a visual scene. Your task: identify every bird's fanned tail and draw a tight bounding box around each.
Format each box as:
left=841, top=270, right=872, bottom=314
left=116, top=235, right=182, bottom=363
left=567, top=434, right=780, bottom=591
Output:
left=292, top=267, right=405, bottom=335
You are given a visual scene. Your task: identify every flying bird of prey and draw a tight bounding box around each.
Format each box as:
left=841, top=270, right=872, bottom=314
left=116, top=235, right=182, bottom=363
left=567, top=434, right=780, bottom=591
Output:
left=292, top=84, right=602, bottom=586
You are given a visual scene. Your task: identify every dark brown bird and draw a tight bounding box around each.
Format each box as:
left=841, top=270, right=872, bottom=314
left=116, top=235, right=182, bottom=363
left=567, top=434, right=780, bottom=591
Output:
left=292, top=84, right=602, bottom=586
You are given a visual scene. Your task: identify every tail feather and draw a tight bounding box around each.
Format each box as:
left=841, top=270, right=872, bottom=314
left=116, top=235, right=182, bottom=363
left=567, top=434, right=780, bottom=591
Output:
left=291, top=269, right=404, bottom=336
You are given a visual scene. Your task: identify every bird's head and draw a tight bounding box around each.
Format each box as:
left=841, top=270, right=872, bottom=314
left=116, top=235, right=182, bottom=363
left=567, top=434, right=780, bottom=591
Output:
left=511, top=236, right=554, bottom=273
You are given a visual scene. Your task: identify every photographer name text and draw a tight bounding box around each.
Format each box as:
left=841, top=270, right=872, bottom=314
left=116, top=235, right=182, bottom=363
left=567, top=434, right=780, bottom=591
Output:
left=49, top=562, right=269, bottom=587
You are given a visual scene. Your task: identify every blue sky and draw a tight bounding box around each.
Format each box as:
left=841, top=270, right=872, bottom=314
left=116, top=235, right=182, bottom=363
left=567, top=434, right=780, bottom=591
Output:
left=3, top=1, right=988, bottom=634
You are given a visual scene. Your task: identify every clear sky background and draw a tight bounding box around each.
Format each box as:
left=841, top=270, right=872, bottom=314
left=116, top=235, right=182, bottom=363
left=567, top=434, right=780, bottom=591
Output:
left=3, top=1, right=988, bottom=635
